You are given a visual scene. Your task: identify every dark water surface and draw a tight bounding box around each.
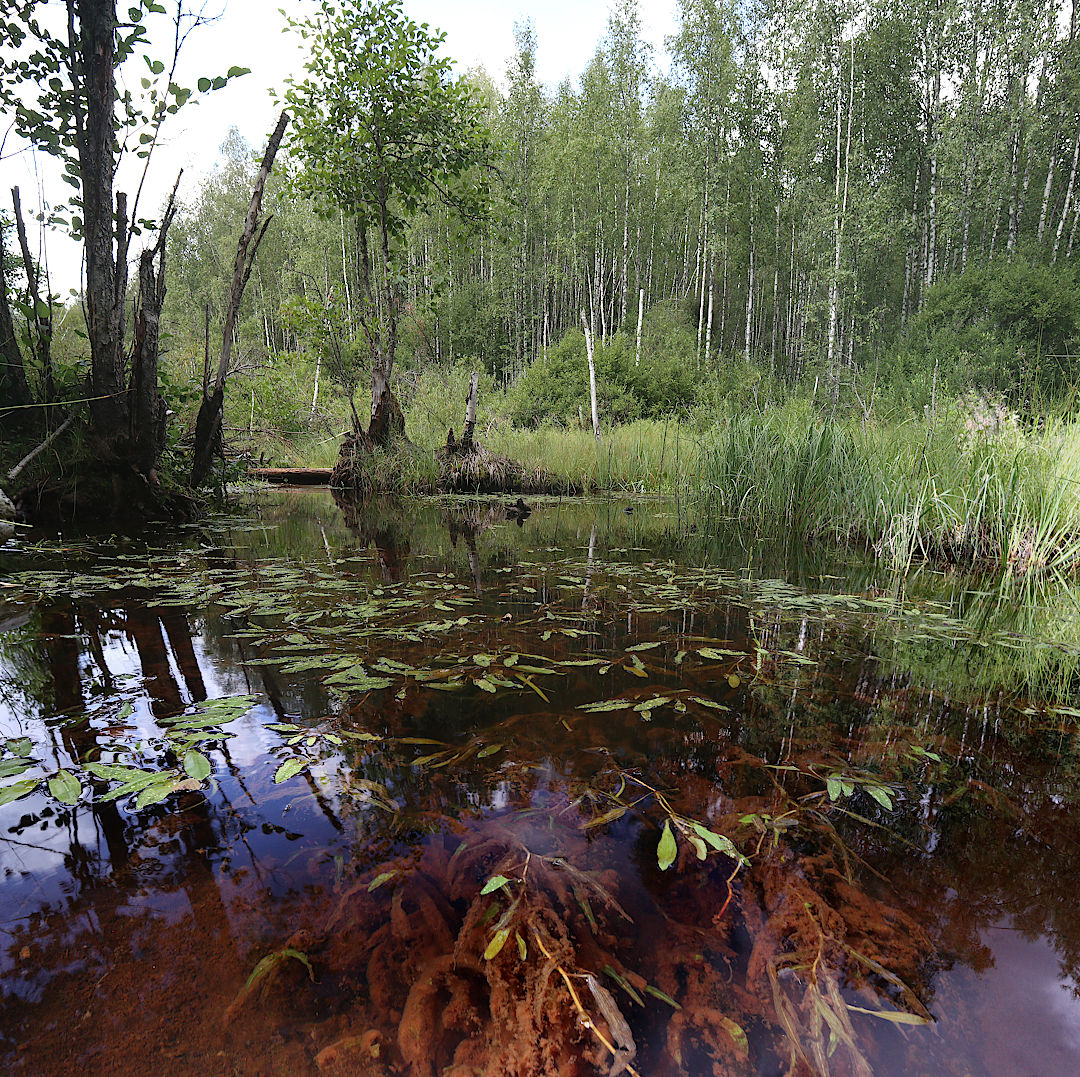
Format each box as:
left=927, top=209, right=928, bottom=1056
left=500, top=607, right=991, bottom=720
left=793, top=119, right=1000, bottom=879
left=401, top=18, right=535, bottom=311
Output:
left=2, top=490, right=1080, bottom=1076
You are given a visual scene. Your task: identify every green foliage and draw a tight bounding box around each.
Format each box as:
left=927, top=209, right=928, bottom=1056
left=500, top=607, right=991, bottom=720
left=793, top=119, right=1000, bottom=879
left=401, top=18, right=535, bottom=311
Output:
left=897, top=257, right=1080, bottom=401
left=510, top=322, right=700, bottom=428
left=284, top=0, right=495, bottom=235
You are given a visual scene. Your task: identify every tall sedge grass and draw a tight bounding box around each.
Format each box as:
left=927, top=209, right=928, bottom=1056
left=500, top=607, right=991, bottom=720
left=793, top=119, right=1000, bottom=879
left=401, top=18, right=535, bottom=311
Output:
left=699, top=398, right=1080, bottom=577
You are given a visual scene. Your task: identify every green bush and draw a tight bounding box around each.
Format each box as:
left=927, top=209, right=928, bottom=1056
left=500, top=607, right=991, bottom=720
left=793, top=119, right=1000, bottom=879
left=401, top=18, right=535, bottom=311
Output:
left=894, top=256, right=1080, bottom=402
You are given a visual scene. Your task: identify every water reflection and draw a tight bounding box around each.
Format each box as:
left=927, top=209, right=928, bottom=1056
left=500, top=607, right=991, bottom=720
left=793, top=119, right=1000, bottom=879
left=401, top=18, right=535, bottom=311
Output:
left=1, top=491, right=1080, bottom=1075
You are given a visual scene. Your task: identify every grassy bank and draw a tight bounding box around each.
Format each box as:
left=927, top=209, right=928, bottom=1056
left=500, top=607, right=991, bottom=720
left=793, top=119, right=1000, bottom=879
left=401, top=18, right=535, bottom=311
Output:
left=699, top=398, right=1080, bottom=576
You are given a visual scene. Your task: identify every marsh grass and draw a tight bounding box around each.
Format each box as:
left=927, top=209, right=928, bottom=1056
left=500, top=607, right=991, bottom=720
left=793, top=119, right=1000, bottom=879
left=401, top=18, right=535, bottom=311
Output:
left=700, top=398, right=1080, bottom=577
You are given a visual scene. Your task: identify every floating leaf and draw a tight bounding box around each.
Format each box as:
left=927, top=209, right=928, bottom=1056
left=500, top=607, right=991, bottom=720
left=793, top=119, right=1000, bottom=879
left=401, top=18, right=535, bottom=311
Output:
left=481, top=875, right=511, bottom=895
left=727, top=673, right=741, bottom=688
left=274, top=758, right=307, bottom=784
left=48, top=770, right=81, bottom=805
left=0, top=759, right=33, bottom=781
left=687, top=833, right=708, bottom=860
left=657, top=820, right=677, bottom=871
left=135, top=778, right=177, bottom=809
left=182, top=750, right=211, bottom=782
left=698, top=647, right=745, bottom=660
left=0, top=779, right=38, bottom=807
left=473, top=677, right=497, bottom=694
left=477, top=743, right=503, bottom=758
left=484, top=928, right=510, bottom=960
left=626, top=641, right=661, bottom=652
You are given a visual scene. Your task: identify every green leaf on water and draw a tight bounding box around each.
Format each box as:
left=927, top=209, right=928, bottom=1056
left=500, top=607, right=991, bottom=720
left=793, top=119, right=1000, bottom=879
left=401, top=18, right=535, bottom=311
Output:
left=183, top=750, right=211, bottom=782
left=0, top=778, right=38, bottom=806
left=727, top=673, right=741, bottom=688
left=477, top=743, right=503, bottom=758
left=484, top=928, right=510, bottom=960
left=845, top=1004, right=932, bottom=1026
left=274, top=758, right=307, bottom=783
left=135, top=778, right=177, bottom=809
left=657, top=820, right=677, bottom=871
left=481, top=875, right=511, bottom=895
left=473, top=677, right=497, bottom=693
left=827, top=777, right=843, bottom=801
left=0, top=759, right=33, bottom=780
left=626, top=641, right=661, bottom=652
left=48, top=769, right=81, bottom=805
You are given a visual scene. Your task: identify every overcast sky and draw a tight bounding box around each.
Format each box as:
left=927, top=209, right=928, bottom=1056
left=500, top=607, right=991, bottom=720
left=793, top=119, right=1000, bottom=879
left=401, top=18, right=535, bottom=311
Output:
left=5, top=0, right=680, bottom=293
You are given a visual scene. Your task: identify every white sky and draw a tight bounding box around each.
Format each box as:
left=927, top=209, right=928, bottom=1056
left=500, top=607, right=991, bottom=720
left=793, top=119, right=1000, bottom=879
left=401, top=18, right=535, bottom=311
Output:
left=4, top=0, right=679, bottom=294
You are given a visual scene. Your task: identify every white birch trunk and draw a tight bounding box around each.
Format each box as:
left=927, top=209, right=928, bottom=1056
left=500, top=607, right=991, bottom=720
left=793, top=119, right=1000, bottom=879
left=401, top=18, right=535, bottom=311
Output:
left=581, top=309, right=600, bottom=442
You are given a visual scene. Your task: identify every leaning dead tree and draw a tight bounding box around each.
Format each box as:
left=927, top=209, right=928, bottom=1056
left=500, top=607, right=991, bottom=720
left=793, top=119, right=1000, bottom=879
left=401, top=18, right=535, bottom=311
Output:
left=190, top=109, right=289, bottom=487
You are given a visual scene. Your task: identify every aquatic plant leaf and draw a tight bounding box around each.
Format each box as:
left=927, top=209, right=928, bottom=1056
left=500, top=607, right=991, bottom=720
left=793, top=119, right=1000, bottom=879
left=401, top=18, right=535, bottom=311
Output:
left=845, top=1004, right=931, bottom=1026
left=477, top=743, right=502, bottom=758
left=716, top=1015, right=748, bottom=1057
left=182, top=750, right=212, bottom=782
left=473, top=677, right=497, bottom=693
left=644, top=984, right=682, bottom=1010
left=657, top=820, right=677, bottom=871
left=689, top=696, right=730, bottom=711
left=484, top=928, right=510, bottom=960
left=481, top=875, right=511, bottom=895
left=827, top=777, right=843, bottom=801
left=584, top=806, right=627, bottom=829
left=473, top=654, right=494, bottom=666
left=274, top=758, right=308, bottom=783
left=6, top=737, right=32, bottom=758
left=689, top=822, right=746, bottom=864
left=135, top=778, right=178, bottom=809
left=626, top=641, right=661, bottom=652
left=516, top=931, right=527, bottom=960
left=626, top=655, right=648, bottom=678
left=603, top=966, right=644, bottom=1006
left=698, top=647, right=745, bottom=660
left=48, top=769, right=81, bottom=804
left=242, top=947, right=314, bottom=993
left=368, top=870, right=397, bottom=892
left=867, top=785, right=894, bottom=811
left=578, top=699, right=634, bottom=712
left=727, top=673, right=741, bottom=688
left=0, top=759, right=33, bottom=780
left=687, top=833, right=708, bottom=860
left=0, top=778, right=38, bottom=806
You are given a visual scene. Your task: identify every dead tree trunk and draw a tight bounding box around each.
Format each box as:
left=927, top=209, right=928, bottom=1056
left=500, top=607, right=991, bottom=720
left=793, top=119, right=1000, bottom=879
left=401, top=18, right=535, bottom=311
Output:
left=130, top=177, right=180, bottom=476
left=11, top=186, right=55, bottom=409
left=460, top=370, right=479, bottom=451
left=190, top=110, right=288, bottom=486
left=0, top=237, right=32, bottom=418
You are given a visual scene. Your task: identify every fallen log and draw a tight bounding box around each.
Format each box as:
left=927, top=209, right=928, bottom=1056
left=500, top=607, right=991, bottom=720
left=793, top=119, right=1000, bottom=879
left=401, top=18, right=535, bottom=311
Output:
left=250, top=467, right=333, bottom=486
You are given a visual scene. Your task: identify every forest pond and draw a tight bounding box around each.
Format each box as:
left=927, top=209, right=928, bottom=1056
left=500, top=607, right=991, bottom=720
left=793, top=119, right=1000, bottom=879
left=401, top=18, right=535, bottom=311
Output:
left=2, top=491, right=1080, bottom=1076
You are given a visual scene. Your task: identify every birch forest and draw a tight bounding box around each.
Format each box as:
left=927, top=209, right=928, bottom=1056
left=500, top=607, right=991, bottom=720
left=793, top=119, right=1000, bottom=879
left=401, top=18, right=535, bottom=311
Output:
left=160, top=0, right=1080, bottom=434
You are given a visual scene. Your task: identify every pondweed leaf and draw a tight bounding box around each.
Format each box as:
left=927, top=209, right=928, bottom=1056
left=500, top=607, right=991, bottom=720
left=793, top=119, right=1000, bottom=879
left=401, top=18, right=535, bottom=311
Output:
left=481, top=875, right=511, bottom=895
left=182, top=750, right=212, bottom=782
left=0, top=778, right=38, bottom=806
left=48, top=769, right=81, bottom=805
left=644, top=984, right=682, bottom=1010
left=0, top=759, right=33, bottom=781
left=657, top=820, right=677, bottom=871
left=274, top=758, right=307, bottom=783
left=135, top=778, right=178, bottom=809
left=845, top=1004, right=932, bottom=1026
left=515, top=931, right=527, bottom=960
left=585, top=806, right=627, bottom=829
left=368, top=870, right=398, bottom=892
left=484, top=928, right=510, bottom=960
left=867, top=785, right=894, bottom=811
left=626, top=641, right=661, bottom=652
